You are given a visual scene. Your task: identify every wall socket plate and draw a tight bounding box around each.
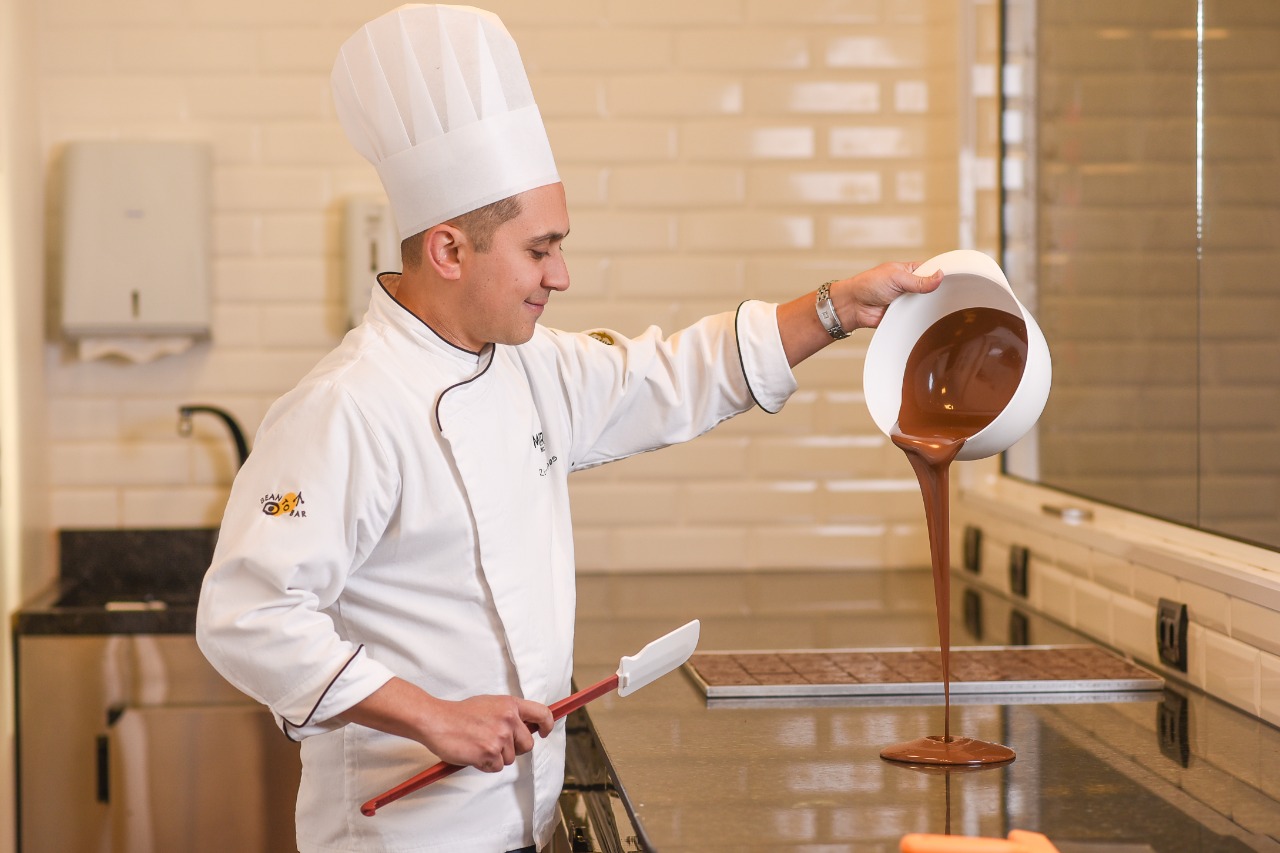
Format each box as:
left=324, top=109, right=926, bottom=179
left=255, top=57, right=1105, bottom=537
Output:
left=1009, top=609, right=1030, bottom=646
left=1009, top=545, right=1030, bottom=597
left=962, top=588, right=983, bottom=640
left=1157, top=598, right=1189, bottom=673
left=1158, top=688, right=1190, bottom=767
left=962, top=525, right=982, bottom=574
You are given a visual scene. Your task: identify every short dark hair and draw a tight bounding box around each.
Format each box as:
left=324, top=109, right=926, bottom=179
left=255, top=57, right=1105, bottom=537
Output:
left=400, top=195, right=524, bottom=269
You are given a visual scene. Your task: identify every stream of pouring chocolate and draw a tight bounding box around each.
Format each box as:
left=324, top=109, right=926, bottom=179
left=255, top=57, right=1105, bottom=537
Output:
left=879, top=305, right=1027, bottom=766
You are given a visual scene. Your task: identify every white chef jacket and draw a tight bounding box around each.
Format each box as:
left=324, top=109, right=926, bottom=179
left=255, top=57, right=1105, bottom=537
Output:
left=196, top=278, right=797, bottom=853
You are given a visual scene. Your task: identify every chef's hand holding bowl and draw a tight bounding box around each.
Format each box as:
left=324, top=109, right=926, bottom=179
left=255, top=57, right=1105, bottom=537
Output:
left=862, top=249, right=1052, bottom=461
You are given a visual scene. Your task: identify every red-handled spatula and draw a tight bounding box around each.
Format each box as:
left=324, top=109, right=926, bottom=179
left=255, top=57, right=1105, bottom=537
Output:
left=360, top=619, right=701, bottom=816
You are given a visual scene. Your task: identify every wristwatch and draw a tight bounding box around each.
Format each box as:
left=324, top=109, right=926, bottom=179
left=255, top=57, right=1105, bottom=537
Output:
left=816, top=281, right=849, bottom=340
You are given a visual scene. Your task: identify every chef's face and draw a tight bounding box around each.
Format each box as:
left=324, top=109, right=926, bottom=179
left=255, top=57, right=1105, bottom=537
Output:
left=461, top=182, right=570, bottom=348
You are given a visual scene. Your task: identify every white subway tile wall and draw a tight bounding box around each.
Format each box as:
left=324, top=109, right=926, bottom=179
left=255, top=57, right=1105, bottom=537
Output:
left=38, top=0, right=982, bottom=560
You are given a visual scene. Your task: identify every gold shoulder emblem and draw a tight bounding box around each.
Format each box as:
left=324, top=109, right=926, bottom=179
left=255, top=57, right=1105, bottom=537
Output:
left=587, top=331, right=615, bottom=346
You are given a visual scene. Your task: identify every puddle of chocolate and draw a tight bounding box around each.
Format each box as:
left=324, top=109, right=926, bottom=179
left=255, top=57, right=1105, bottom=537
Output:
left=880, top=306, right=1027, bottom=766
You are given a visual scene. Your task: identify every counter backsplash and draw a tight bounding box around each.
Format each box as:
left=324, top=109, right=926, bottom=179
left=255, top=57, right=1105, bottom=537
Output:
left=954, top=489, right=1280, bottom=729
left=56, top=527, right=217, bottom=606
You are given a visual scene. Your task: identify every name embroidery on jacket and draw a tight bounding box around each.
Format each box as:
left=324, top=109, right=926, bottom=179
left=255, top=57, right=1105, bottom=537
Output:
left=532, top=431, right=558, bottom=477
left=261, top=491, right=306, bottom=517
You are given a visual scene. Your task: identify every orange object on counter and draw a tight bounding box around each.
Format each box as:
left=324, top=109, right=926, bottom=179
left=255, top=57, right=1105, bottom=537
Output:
left=900, top=829, right=1060, bottom=853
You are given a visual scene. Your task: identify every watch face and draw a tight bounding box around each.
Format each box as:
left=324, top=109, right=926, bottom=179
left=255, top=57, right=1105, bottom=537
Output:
left=816, top=285, right=846, bottom=338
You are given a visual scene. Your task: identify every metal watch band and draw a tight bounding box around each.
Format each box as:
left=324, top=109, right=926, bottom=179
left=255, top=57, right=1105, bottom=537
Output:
left=815, top=280, right=849, bottom=340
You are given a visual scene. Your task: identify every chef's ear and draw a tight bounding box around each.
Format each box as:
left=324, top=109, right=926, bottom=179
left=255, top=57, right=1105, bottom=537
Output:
left=423, top=224, right=465, bottom=281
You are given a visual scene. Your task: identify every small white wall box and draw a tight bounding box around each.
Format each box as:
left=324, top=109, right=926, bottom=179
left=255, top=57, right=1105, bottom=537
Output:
left=343, top=195, right=398, bottom=328
left=60, top=140, right=212, bottom=337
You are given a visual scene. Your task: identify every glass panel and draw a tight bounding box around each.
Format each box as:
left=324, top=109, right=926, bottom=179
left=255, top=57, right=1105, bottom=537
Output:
left=1013, top=0, right=1202, bottom=527
left=1198, top=0, right=1280, bottom=547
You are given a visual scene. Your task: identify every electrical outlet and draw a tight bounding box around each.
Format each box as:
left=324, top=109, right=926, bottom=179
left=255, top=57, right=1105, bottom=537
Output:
left=1158, top=688, right=1190, bottom=767
left=1157, top=598, right=1189, bottom=672
left=962, top=525, right=983, bottom=574
left=1009, top=545, right=1030, bottom=597
left=962, top=588, right=983, bottom=640
left=1009, top=609, right=1030, bottom=646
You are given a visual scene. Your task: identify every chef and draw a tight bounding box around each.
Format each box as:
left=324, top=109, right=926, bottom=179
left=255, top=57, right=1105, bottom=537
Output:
left=195, top=5, right=942, bottom=853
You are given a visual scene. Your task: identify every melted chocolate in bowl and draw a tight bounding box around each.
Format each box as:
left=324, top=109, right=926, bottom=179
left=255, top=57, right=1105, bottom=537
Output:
left=880, top=306, right=1027, bottom=766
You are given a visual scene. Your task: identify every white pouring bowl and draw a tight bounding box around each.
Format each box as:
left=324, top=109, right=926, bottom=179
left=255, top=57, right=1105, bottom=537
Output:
left=862, top=249, right=1052, bottom=461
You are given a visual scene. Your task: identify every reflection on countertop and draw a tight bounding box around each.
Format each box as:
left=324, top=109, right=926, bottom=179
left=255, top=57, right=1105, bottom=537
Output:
left=572, top=569, right=1280, bottom=852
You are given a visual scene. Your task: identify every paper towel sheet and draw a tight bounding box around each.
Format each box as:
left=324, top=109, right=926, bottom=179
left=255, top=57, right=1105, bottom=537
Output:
left=77, top=336, right=195, bottom=363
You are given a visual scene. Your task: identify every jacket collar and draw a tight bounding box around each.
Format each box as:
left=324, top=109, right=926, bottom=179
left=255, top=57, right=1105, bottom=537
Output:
left=372, top=273, right=487, bottom=366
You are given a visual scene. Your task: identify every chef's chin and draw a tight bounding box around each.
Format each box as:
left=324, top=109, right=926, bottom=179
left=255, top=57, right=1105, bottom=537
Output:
left=496, top=324, right=539, bottom=347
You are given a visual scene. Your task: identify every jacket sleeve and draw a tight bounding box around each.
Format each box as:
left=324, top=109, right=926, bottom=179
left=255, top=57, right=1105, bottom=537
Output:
left=196, top=382, right=400, bottom=740
left=542, top=299, right=798, bottom=471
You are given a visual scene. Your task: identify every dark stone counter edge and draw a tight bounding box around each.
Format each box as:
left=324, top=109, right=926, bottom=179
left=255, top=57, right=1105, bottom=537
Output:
left=15, top=579, right=198, bottom=635
left=14, top=607, right=197, bottom=636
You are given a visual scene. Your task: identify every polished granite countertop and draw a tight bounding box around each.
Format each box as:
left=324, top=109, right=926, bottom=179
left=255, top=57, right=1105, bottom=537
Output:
left=23, top=532, right=1280, bottom=850
left=572, top=569, right=1280, bottom=852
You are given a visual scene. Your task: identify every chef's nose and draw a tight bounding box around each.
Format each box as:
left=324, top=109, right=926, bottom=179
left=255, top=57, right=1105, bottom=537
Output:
left=544, top=249, right=570, bottom=292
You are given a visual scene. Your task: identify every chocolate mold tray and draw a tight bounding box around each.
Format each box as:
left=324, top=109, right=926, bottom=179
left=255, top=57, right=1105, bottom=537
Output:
left=685, top=645, right=1164, bottom=700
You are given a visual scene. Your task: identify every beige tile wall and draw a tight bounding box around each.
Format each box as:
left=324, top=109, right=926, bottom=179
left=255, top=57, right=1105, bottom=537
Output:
left=35, top=0, right=992, bottom=573
left=952, top=483, right=1280, bottom=732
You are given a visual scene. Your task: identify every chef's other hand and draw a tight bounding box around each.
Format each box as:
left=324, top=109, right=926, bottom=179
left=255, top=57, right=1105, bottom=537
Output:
left=833, top=262, right=943, bottom=332
left=337, top=678, right=554, bottom=772
left=423, top=694, right=555, bottom=773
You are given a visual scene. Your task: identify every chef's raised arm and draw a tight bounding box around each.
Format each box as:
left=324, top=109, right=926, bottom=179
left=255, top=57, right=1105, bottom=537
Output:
left=529, top=261, right=942, bottom=473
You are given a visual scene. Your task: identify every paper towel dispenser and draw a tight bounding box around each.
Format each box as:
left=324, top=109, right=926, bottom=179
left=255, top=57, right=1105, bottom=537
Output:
left=60, top=140, right=211, bottom=337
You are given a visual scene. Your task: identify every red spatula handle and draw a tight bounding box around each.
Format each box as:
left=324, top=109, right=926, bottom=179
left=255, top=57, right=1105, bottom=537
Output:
left=360, top=673, right=619, bottom=816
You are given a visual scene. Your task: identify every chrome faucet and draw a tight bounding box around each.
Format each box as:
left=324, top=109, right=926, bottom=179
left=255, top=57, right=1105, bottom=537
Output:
left=178, top=405, right=250, bottom=469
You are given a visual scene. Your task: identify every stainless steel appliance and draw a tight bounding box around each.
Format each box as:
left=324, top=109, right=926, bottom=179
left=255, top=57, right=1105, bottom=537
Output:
left=16, top=529, right=301, bottom=853
left=16, top=632, right=300, bottom=853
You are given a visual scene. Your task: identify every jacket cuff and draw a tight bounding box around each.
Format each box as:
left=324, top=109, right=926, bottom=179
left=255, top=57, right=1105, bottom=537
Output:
left=735, top=300, right=798, bottom=414
left=274, top=646, right=396, bottom=741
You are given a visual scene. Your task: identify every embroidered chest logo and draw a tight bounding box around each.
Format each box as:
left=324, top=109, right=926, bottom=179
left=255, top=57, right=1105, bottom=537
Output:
left=261, top=491, right=306, bottom=517
left=587, top=331, right=614, bottom=345
left=532, top=431, right=557, bottom=477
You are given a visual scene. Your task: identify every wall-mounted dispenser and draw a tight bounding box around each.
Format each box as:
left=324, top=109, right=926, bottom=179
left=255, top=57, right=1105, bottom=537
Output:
left=60, top=140, right=211, bottom=340
left=343, top=195, right=398, bottom=328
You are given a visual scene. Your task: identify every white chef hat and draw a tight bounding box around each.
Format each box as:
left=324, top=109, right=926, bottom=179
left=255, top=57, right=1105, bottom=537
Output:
left=331, top=4, right=559, bottom=240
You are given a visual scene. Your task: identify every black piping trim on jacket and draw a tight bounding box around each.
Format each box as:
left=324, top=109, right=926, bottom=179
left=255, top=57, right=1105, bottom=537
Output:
left=734, top=301, right=782, bottom=415
left=376, top=272, right=485, bottom=359
left=434, top=347, right=497, bottom=432
left=279, top=644, right=367, bottom=742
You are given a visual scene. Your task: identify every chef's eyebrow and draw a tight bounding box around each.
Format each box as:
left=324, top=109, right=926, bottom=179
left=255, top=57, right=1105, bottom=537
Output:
left=526, top=229, right=569, bottom=246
